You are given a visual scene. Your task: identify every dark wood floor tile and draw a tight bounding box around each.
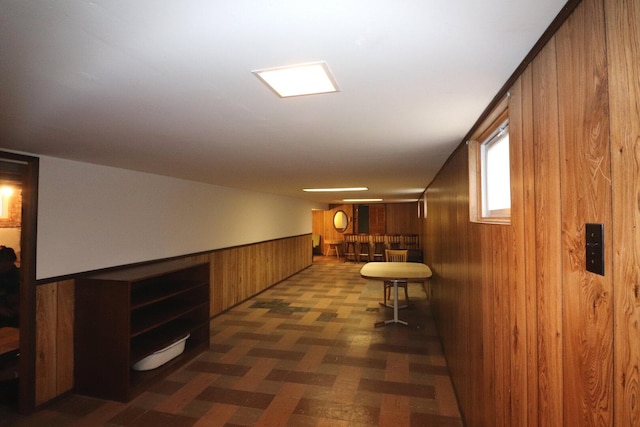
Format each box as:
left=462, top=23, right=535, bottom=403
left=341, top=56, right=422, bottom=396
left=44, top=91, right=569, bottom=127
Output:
left=301, top=384, right=333, bottom=401
left=147, top=379, right=185, bottom=395
left=46, top=394, right=106, bottom=417
left=179, top=399, right=213, bottom=419
left=285, top=413, right=320, bottom=426
left=321, top=400, right=353, bottom=422
left=224, top=406, right=263, bottom=426
left=368, top=342, right=429, bottom=355
left=107, top=406, right=149, bottom=425
left=323, top=354, right=386, bottom=370
left=197, top=386, right=274, bottom=410
left=264, top=368, right=288, bottom=381
left=123, top=409, right=197, bottom=427
left=349, top=403, right=381, bottom=425
left=232, top=331, right=284, bottom=342
left=209, top=343, right=234, bottom=353
left=358, top=378, right=435, bottom=399
left=293, top=397, right=326, bottom=417
left=208, top=375, right=241, bottom=391
left=264, top=312, right=306, bottom=320
left=295, top=371, right=337, bottom=387
left=277, top=323, right=324, bottom=332
left=247, top=348, right=305, bottom=361
left=296, top=336, right=341, bottom=346
left=6, top=410, right=76, bottom=426
left=410, top=412, right=464, bottom=427
left=216, top=319, right=263, bottom=328
left=265, top=369, right=336, bottom=387
left=244, top=393, right=276, bottom=410
left=409, top=362, right=451, bottom=376
left=186, top=361, right=251, bottom=376
left=327, top=401, right=380, bottom=425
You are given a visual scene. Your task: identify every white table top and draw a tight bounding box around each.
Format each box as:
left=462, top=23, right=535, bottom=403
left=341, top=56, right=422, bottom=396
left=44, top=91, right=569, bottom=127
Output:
left=360, top=262, right=432, bottom=281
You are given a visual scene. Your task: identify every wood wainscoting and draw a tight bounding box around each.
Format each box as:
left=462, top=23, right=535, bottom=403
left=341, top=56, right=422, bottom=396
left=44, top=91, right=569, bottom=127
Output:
left=423, top=0, right=638, bottom=424
left=35, top=280, right=74, bottom=406
left=34, top=234, right=311, bottom=407
left=203, top=234, right=311, bottom=316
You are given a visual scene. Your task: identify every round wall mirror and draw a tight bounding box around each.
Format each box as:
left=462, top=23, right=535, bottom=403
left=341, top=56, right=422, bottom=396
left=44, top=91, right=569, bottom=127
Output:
left=333, top=210, right=349, bottom=233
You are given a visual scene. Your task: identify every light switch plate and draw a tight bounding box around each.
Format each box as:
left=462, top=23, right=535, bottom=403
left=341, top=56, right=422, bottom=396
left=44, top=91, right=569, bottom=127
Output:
left=585, top=223, right=604, bottom=276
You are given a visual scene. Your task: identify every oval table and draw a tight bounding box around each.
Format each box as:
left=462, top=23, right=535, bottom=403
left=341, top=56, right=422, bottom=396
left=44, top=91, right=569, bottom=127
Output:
left=360, top=262, right=432, bottom=327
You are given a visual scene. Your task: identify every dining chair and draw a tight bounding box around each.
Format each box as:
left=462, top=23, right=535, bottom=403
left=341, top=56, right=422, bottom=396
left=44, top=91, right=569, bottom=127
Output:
left=357, top=234, right=371, bottom=262
left=372, top=235, right=386, bottom=261
left=387, top=235, right=402, bottom=250
left=385, top=249, right=407, bottom=262
left=403, top=234, right=419, bottom=249
left=343, top=234, right=357, bottom=263
left=384, top=249, right=409, bottom=306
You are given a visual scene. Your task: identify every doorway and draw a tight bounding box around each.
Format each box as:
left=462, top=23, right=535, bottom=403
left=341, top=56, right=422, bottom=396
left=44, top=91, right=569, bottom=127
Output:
left=0, top=152, right=38, bottom=415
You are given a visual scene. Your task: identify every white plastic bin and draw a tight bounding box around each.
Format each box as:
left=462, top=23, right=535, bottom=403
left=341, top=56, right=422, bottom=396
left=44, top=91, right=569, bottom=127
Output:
left=131, top=334, right=190, bottom=371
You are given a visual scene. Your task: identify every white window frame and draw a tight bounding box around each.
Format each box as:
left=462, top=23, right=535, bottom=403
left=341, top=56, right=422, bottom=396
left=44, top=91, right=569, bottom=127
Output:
left=0, top=186, right=13, bottom=219
left=480, top=119, right=510, bottom=218
left=469, top=100, right=511, bottom=225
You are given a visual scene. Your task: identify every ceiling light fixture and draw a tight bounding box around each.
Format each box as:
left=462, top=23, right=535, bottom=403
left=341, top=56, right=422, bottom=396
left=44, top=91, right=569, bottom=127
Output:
left=343, top=198, right=384, bottom=202
left=253, top=62, right=339, bottom=98
left=303, top=187, right=368, bottom=192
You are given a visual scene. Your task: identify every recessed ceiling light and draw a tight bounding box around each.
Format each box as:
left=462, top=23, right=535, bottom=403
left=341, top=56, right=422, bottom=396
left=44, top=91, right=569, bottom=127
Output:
left=343, top=198, right=384, bottom=202
left=303, top=187, right=368, bottom=192
left=253, top=62, right=339, bottom=98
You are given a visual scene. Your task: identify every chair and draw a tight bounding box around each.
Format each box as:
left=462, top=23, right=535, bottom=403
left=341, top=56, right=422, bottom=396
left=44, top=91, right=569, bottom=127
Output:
left=384, top=249, right=409, bottom=307
left=385, top=249, right=408, bottom=262
left=357, top=235, right=371, bottom=262
left=388, top=235, right=402, bottom=249
left=372, top=235, right=386, bottom=261
left=312, top=234, right=322, bottom=255
left=343, top=234, right=357, bottom=262
left=403, top=234, right=419, bottom=249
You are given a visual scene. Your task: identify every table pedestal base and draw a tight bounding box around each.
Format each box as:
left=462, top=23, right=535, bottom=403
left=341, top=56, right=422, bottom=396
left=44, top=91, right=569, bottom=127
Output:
left=375, top=318, right=408, bottom=327
left=375, top=280, right=408, bottom=327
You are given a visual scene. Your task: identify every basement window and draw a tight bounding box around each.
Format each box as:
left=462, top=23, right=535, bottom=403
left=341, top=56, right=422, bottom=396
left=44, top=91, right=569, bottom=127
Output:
left=0, top=186, right=14, bottom=219
left=469, top=101, right=511, bottom=224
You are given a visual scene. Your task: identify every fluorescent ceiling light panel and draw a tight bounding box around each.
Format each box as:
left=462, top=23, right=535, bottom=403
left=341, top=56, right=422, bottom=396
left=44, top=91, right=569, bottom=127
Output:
left=253, top=62, right=339, bottom=98
left=344, top=198, right=384, bottom=202
left=303, top=187, right=368, bottom=192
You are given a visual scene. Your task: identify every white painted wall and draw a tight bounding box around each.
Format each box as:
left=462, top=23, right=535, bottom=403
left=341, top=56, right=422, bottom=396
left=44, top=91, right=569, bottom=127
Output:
left=37, top=156, right=325, bottom=279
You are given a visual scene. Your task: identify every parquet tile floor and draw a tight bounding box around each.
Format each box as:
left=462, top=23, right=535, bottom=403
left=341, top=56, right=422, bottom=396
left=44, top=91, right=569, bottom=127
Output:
left=1, top=256, right=463, bottom=426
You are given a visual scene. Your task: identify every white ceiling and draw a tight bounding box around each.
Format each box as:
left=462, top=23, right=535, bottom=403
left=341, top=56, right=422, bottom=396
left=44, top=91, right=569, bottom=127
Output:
left=0, top=0, right=567, bottom=205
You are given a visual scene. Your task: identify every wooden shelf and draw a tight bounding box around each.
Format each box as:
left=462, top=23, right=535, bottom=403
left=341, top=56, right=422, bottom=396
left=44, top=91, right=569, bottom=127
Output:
left=74, top=259, right=210, bottom=402
left=131, top=279, right=207, bottom=309
left=130, top=299, right=208, bottom=337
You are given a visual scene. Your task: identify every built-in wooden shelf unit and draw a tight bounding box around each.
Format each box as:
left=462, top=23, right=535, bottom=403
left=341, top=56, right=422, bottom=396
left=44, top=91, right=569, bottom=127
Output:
left=74, top=259, right=210, bottom=402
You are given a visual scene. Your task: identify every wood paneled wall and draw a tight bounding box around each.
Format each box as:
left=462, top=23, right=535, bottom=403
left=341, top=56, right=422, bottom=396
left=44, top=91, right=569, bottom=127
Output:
left=206, top=234, right=311, bottom=315
left=34, top=234, right=311, bottom=406
left=366, top=205, right=385, bottom=235
left=34, top=280, right=74, bottom=406
left=321, top=205, right=355, bottom=245
left=312, top=203, right=419, bottom=249
left=607, top=0, right=640, bottom=424
left=424, top=0, right=633, bottom=424
left=385, top=203, right=420, bottom=235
